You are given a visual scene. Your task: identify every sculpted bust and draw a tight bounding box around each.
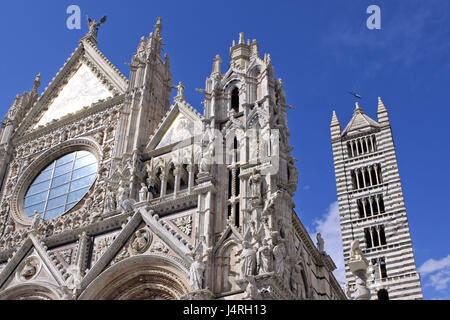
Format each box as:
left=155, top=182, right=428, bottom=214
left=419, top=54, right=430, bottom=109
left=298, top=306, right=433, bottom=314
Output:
left=20, top=260, right=37, bottom=280
left=131, top=230, right=150, bottom=254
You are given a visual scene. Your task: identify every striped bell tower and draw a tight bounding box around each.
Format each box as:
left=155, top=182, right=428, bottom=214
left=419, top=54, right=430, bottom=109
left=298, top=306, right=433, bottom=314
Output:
left=330, top=98, right=423, bottom=300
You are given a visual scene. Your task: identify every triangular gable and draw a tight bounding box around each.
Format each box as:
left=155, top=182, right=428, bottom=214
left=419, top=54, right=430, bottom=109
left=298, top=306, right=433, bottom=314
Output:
left=33, top=63, right=113, bottom=128
left=0, top=234, right=66, bottom=291
left=342, top=107, right=380, bottom=136
left=80, top=208, right=193, bottom=292
left=213, top=224, right=243, bottom=255
left=16, top=39, right=128, bottom=136
left=147, top=101, right=203, bottom=151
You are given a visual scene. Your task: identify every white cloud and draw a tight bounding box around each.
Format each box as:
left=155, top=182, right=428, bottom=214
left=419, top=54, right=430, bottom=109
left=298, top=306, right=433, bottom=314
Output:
left=311, top=201, right=345, bottom=286
left=419, top=254, right=450, bottom=275
left=419, top=254, right=450, bottom=292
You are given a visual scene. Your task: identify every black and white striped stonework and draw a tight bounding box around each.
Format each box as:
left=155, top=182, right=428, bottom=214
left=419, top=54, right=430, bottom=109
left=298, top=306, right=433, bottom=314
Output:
left=330, top=99, right=423, bottom=300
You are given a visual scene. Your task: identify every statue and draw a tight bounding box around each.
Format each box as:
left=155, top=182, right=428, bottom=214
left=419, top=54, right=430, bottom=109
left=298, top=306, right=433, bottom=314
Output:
left=117, top=180, right=134, bottom=213
left=86, top=15, right=107, bottom=40
left=172, top=82, right=185, bottom=102
left=248, top=169, right=262, bottom=204
left=348, top=240, right=371, bottom=300
left=240, top=241, right=257, bottom=277
left=350, top=240, right=364, bottom=261
left=290, top=264, right=303, bottom=297
left=316, top=233, right=325, bottom=253
left=189, top=252, right=206, bottom=291
left=272, top=233, right=287, bottom=276
left=139, top=183, right=148, bottom=203
left=104, top=186, right=116, bottom=213
left=257, top=238, right=273, bottom=274
left=147, top=175, right=158, bottom=199
left=200, top=133, right=215, bottom=173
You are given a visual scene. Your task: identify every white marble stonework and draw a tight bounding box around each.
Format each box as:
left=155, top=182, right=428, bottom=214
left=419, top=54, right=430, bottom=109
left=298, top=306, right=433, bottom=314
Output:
left=34, top=63, right=113, bottom=128
left=0, top=18, right=347, bottom=301
left=157, top=113, right=196, bottom=148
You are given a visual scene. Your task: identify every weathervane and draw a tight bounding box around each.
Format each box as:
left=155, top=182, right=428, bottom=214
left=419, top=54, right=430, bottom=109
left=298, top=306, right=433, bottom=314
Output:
left=348, top=90, right=362, bottom=99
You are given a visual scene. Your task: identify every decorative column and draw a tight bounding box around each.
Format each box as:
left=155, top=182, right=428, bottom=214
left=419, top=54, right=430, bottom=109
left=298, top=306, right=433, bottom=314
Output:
left=159, top=172, right=167, bottom=198
left=173, top=165, right=181, bottom=199
left=375, top=195, right=381, bottom=214
left=361, top=168, right=367, bottom=188
left=187, top=164, right=194, bottom=194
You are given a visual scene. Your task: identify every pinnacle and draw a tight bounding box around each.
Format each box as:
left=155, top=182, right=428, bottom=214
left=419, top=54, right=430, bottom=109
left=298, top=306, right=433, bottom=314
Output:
left=330, top=110, right=340, bottom=126
left=354, top=101, right=364, bottom=114
left=377, top=96, right=387, bottom=112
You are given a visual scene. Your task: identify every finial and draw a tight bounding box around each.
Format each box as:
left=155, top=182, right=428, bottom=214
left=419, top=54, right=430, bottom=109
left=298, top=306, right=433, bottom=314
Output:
left=354, top=101, right=363, bottom=113
left=137, top=36, right=146, bottom=53
left=154, top=17, right=162, bottom=36
left=212, top=54, right=222, bottom=75
left=239, top=32, right=245, bottom=44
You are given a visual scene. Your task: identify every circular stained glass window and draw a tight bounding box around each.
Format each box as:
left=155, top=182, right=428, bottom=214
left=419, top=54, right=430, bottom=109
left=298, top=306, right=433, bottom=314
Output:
left=24, top=150, right=98, bottom=221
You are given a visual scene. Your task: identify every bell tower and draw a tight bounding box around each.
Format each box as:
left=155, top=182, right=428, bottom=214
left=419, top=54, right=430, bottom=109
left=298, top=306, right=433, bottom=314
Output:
left=330, top=98, right=423, bottom=300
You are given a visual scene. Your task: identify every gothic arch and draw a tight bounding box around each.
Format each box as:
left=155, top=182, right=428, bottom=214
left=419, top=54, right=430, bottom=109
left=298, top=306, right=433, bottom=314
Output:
left=0, top=282, right=62, bottom=300
left=79, top=254, right=189, bottom=300
left=214, top=239, right=240, bottom=293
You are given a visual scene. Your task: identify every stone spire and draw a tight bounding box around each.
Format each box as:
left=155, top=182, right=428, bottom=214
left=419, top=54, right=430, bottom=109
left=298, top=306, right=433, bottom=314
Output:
left=330, top=110, right=341, bottom=140
left=377, top=96, right=389, bottom=124
left=147, top=17, right=163, bottom=55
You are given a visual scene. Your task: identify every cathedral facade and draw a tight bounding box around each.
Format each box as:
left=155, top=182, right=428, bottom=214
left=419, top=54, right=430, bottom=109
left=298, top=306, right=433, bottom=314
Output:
left=0, top=18, right=344, bottom=300
left=330, top=101, right=423, bottom=300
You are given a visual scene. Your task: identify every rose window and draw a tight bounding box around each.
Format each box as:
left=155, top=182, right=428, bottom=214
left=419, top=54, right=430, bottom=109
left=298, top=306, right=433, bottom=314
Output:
left=23, top=150, right=98, bottom=221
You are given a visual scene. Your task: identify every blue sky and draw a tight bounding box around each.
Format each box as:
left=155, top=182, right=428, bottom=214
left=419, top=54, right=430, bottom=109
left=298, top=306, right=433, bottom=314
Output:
left=1, top=0, right=449, bottom=299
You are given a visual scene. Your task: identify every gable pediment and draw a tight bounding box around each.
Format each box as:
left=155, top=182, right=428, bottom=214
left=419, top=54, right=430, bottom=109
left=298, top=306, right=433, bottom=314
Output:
left=342, top=107, right=380, bottom=137
left=33, top=63, right=114, bottom=128
left=16, top=39, right=128, bottom=137
left=0, top=234, right=66, bottom=293
left=147, top=102, right=203, bottom=151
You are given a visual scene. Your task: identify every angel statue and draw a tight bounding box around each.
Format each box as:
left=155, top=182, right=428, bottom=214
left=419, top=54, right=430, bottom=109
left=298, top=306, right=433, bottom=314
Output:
left=86, top=15, right=107, bottom=40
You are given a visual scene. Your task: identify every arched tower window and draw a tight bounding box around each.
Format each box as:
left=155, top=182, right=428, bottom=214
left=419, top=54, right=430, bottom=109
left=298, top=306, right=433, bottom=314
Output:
left=231, top=88, right=239, bottom=113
